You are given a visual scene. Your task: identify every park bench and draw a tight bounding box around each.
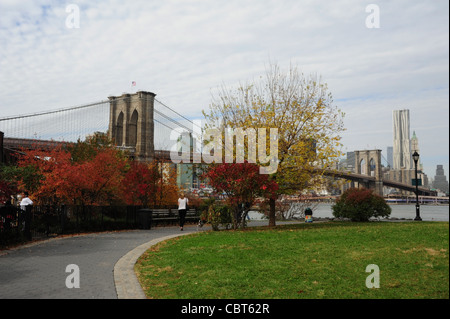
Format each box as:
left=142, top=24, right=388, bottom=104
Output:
left=150, top=208, right=200, bottom=227
left=185, top=208, right=201, bottom=223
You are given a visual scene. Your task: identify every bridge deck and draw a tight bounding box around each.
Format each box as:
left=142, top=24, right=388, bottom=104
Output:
left=320, top=169, right=436, bottom=196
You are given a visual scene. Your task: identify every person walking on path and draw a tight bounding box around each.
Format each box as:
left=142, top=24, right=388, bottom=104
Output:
left=177, top=193, right=189, bottom=231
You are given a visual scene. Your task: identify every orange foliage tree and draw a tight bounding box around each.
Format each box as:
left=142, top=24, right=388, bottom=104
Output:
left=121, top=161, right=159, bottom=206
left=153, top=160, right=179, bottom=206
left=16, top=145, right=72, bottom=204
left=16, top=145, right=128, bottom=205
left=67, top=148, right=128, bottom=205
left=15, top=137, right=179, bottom=207
left=121, top=159, right=179, bottom=207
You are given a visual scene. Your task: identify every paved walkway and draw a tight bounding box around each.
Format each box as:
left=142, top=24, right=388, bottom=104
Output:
left=0, top=220, right=304, bottom=299
left=0, top=225, right=209, bottom=299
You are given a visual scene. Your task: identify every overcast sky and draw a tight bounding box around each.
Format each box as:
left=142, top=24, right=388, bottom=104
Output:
left=0, top=0, right=448, bottom=179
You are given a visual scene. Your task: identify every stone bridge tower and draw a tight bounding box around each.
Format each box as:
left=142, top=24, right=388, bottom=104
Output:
left=354, top=149, right=383, bottom=196
left=108, top=91, right=155, bottom=161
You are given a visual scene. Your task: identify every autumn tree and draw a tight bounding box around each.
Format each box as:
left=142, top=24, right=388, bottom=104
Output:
left=203, top=161, right=278, bottom=229
left=15, top=145, right=72, bottom=204
left=66, top=133, right=128, bottom=205
left=16, top=138, right=128, bottom=205
left=0, top=164, right=20, bottom=203
left=120, top=160, right=179, bottom=207
left=13, top=132, right=179, bottom=207
left=69, top=147, right=128, bottom=205
left=67, top=132, right=116, bottom=163
left=121, top=161, right=159, bottom=206
left=203, top=62, right=345, bottom=226
left=0, top=174, right=17, bottom=204
left=153, top=160, right=179, bottom=206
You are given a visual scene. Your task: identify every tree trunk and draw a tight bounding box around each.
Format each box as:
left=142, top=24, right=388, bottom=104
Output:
left=233, top=205, right=240, bottom=230
left=268, top=197, right=276, bottom=227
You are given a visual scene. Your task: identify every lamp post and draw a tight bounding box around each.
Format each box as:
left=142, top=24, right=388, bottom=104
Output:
left=412, top=151, right=421, bottom=221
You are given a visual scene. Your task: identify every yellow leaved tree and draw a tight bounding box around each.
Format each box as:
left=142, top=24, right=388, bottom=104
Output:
left=202, top=62, right=345, bottom=226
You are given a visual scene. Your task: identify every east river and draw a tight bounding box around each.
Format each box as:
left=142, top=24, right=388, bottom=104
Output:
left=248, top=203, right=449, bottom=222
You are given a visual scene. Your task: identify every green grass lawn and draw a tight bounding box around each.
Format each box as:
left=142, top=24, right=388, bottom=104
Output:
left=135, top=221, right=449, bottom=299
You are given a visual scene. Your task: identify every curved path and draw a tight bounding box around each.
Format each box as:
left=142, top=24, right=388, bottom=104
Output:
left=0, top=225, right=208, bottom=299
left=0, top=220, right=302, bottom=299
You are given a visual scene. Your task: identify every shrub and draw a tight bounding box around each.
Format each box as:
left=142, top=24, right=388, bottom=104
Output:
left=332, top=188, right=391, bottom=222
left=200, top=202, right=233, bottom=231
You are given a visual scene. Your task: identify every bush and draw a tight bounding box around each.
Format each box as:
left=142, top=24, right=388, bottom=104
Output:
left=332, top=188, right=391, bottom=222
left=200, top=202, right=233, bottom=231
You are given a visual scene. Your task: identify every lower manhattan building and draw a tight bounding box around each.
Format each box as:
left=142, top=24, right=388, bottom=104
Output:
left=432, top=165, right=449, bottom=194
left=392, top=109, right=412, bottom=170
left=386, top=111, right=430, bottom=194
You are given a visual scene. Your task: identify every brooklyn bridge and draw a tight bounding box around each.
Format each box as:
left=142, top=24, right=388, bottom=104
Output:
left=0, top=90, right=436, bottom=197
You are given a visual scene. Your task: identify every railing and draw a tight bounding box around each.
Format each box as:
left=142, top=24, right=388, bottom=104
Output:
left=0, top=205, right=199, bottom=248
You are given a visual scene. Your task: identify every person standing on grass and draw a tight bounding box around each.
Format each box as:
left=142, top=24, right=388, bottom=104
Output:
left=178, top=193, right=189, bottom=231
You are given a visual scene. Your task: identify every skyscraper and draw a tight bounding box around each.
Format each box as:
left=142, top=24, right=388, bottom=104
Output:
left=393, top=110, right=412, bottom=170
left=410, top=131, right=424, bottom=170
left=387, top=146, right=393, bottom=168
left=432, top=165, right=449, bottom=193
left=411, top=131, right=419, bottom=153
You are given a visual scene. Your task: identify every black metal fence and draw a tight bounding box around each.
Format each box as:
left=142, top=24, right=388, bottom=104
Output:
left=0, top=204, right=174, bottom=248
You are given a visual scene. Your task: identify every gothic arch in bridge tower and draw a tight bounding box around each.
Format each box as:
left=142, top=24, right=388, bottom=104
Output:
left=115, top=112, right=124, bottom=146
left=359, top=158, right=366, bottom=175
left=128, top=109, right=138, bottom=147
left=354, top=149, right=383, bottom=196
left=369, top=158, right=376, bottom=176
left=108, top=91, right=156, bottom=161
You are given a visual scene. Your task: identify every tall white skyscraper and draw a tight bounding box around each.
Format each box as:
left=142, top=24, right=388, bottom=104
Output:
left=393, top=109, right=412, bottom=170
